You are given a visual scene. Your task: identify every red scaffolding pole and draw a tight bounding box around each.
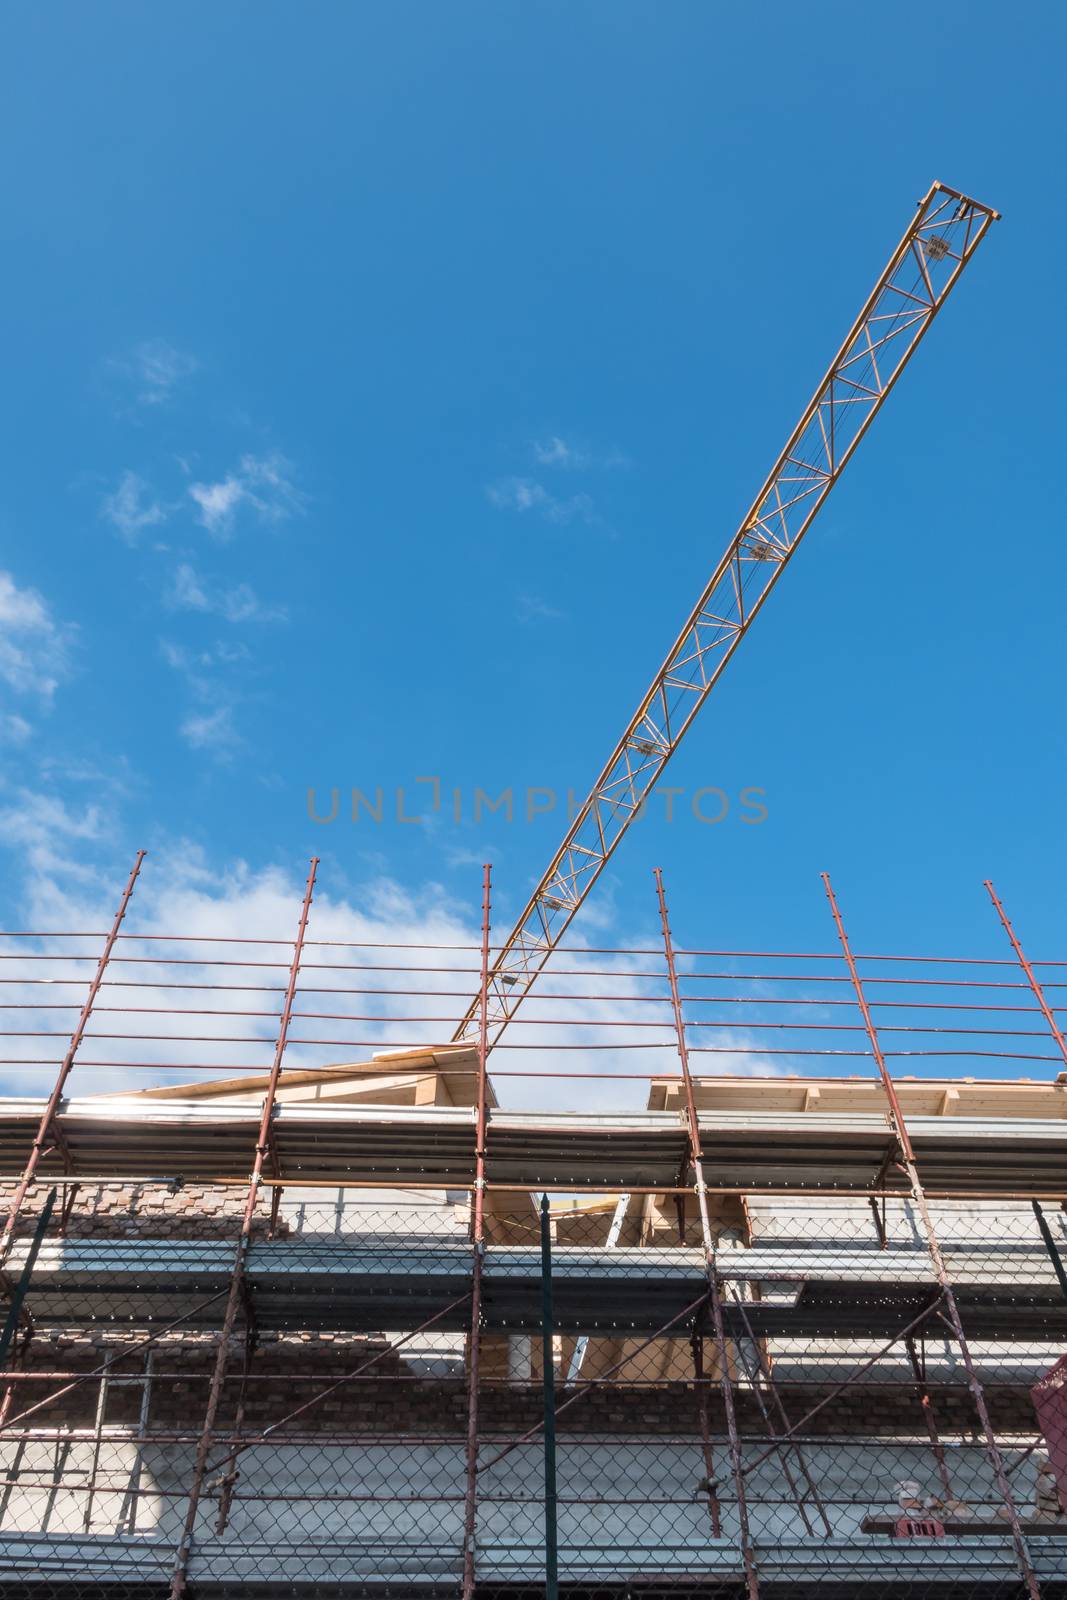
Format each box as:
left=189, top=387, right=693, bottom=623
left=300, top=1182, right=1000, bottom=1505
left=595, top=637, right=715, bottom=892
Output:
left=655, top=866, right=760, bottom=1600
left=984, top=879, right=1067, bottom=1073
left=822, top=870, right=1041, bottom=1599
left=167, top=856, right=318, bottom=1600
left=0, top=850, right=145, bottom=1269
left=461, top=863, right=492, bottom=1600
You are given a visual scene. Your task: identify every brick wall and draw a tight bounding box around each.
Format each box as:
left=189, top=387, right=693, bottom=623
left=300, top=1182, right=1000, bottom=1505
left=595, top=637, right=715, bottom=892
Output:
left=0, top=1326, right=1039, bottom=1440
left=0, top=1180, right=1046, bottom=1454
left=0, top=1179, right=264, bottom=1239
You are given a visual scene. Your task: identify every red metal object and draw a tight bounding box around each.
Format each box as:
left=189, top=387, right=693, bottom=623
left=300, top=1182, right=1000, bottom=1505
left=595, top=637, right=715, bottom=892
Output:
left=5, top=860, right=1067, bottom=1590
left=905, top=1335, right=955, bottom=1502
left=984, top=879, right=1067, bottom=1072
left=689, top=1331, right=722, bottom=1538
left=655, top=867, right=761, bottom=1600
left=822, top=872, right=1041, bottom=1600
left=461, top=863, right=492, bottom=1600
left=167, top=857, right=318, bottom=1600
left=894, top=1516, right=945, bottom=1538
left=477, top=1290, right=712, bottom=1477
left=209, top=1294, right=473, bottom=1459
left=0, top=1286, right=230, bottom=1435
left=0, top=850, right=144, bottom=1267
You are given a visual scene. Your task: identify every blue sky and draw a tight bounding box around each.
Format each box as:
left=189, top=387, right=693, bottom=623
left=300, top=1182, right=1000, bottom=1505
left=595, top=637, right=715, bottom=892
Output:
left=0, top=2, right=1064, bottom=1083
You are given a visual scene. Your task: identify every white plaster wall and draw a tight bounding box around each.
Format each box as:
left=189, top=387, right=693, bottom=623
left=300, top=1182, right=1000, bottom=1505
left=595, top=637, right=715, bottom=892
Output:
left=0, top=1433, right=1041, bottom=1552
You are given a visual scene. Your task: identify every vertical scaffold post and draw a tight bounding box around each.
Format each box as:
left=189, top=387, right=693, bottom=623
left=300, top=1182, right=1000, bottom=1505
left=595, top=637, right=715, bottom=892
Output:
left=462, top=863, right=492, bottom=1600
left=0, top=851, right=145, bottom=1269
left=654, top=868, right=760, bottom=1600
left=983, top=880, right=1067, bottom=1072
left=822, top=872, right=1041, bottom=1599
left=540, top=1192, right=559, bottom=1600
left=690, top=1331, right=722, bottom=1537
left=904, top=1336, right=955, bottom=1502
left=168, top=857, right=319, bottom=1600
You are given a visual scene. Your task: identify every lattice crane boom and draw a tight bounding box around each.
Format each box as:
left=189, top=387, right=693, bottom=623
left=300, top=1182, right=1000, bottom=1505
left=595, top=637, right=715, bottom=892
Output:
left=456, top=181, right=999, bottom=1047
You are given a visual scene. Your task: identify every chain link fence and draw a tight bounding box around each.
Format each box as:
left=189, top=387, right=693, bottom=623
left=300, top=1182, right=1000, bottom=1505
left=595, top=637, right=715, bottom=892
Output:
left=0, top=1180, right=1066, bottom=1596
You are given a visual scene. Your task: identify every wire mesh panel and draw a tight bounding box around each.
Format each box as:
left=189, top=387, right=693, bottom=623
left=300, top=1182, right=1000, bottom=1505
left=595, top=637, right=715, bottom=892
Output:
left=4, top=1184, right=1067, bottom=1595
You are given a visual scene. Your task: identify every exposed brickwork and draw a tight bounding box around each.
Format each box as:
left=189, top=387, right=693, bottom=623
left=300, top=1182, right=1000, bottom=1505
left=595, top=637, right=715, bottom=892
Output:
left=0, top=1182, right=1046, bottom=1472
left=0, top=1179, right=270, bottom=1239
left=0, top=1327, right=1040, bottom=1440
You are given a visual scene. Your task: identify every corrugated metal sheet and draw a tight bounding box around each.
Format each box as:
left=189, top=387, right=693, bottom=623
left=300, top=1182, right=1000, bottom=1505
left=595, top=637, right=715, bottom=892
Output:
left=1, top=1099, right=1065, bottom=1191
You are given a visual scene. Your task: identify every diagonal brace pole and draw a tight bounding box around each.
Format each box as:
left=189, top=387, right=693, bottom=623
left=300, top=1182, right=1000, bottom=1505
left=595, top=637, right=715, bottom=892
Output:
left=984, top=880, right=1067, bottom=1072
left=823, top=872, right=1041, bottom=1599
left=167, top=857, right=318, bottom=1599
left=0, top=852, right=145, bottom=1271
left=655, top=867, right=760, bottom=1600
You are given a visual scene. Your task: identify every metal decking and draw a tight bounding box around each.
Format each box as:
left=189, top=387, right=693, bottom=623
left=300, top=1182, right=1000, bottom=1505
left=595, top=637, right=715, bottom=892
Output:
left=9, top=1235, right=1067, bottom=1338
left=2, top=1100, right=1066, bottom=1192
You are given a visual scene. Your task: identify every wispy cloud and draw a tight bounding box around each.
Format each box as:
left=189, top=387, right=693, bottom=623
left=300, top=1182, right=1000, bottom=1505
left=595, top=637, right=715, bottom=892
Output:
left=0, top=572, right=74, bottom=702
left=107, top=339, right=197, bottom=409
left=168, top=562, right=288, bottom=624
left=532, top=435, right=584, bottom=468
left=160, top=639, right=247, bottom=758
left=180, top=705, right=240, bottom=753
left=131, top=339, right=197, bottom=406
left=160, top=639, right=251, bottom=679
left=517, top=593, right=565, bottom=624
left=485, top=477, right=595, bottom=526
left=0, top=713, right=32, bottom=745
left=0, top=788, right=105, bottom=880
left=100, top=471, right=168, bottom=543
left=531, top=435, right=627, bottom=471
left=443, top=843, right=495, bottom=870
left=189, top=453, right=304, bottom=539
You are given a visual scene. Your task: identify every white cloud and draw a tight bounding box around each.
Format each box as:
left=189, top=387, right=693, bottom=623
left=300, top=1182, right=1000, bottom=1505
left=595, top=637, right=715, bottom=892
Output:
left=0, top=576, right=54, bottom=636
left=0, top=714, right=32, bottom=745
left=100, top=471, right=167, bottom=543
left=189, top=477, right=244, bottom=537
left=444, top=843, right=496, bottom=870
left=180, top=705, right=240, bottom=753
left=160, top=638, right=247, bottom=756
left=168, top=562, right=287, bottom=624
left=532, top=435, right=586, bottom=468
left=516, top=594, right=565, bottom=624
left=0, top=571, right=73, bottom=702
left=131, top=339, right=197, bottom=406
left=533, top=436, right=580, bottom=467
left=160, top=637, right=250, bottom=683
left=0, top=795, right=792, bottom=1104
left=189, top=453, right=303, bottom=539
left=0, top=788, right=106, bottom=880
left=531, top=435, right=627, bottom=470
left=485, top=477, right=595, bottom=526
left=169, top=565, right=209, bottom=610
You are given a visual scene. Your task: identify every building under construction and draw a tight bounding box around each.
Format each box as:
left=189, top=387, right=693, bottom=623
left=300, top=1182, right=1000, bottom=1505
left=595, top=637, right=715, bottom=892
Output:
left=1, top=855, right=1067, bottom=1599
left=4, top=185, right=1056, bottom=1596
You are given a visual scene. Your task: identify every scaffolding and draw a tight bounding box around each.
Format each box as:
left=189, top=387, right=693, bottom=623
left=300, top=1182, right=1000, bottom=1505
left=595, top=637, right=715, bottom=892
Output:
left=1, top=855, right=1067, bottom=1596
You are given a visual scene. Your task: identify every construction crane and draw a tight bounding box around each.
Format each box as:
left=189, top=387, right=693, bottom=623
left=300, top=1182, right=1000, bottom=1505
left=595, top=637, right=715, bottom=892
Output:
left=455, top=181, right=999, bottom=1048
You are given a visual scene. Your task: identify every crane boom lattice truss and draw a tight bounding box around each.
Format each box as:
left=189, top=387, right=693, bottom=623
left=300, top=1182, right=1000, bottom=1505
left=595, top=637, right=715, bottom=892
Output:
left=455, top=180, right=998, bottom=1048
